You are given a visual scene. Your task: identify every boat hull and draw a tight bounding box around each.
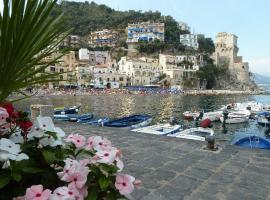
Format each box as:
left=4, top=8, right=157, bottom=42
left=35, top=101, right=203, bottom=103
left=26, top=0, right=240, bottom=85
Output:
left=232, top=135, right=270, bottom=149
left=131, top=124, right=181, bottom=136
left=104, top=115, right=152, bottom=128
left=170, top=127, right=214, bottom=141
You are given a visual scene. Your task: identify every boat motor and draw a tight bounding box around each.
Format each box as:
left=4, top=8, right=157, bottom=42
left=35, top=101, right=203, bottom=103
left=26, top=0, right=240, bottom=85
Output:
left=169, top=117, right=177, bottom=125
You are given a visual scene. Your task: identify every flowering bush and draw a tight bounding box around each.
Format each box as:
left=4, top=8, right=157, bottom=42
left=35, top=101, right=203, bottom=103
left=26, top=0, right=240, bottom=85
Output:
left=0, top=103, right=140, bottom=200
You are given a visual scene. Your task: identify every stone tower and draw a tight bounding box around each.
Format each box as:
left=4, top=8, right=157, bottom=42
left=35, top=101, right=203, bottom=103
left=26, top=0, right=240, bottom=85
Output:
left=212, top=32, right=251, bottom=85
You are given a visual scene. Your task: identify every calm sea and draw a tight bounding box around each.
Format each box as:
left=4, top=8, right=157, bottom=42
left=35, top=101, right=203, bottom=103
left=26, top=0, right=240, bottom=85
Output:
left=15, top=94, right=270, bottom=143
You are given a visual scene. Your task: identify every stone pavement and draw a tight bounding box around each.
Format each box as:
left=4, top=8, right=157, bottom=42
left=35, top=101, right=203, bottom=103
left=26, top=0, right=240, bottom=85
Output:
left=56, top=121, right=270, bottom=200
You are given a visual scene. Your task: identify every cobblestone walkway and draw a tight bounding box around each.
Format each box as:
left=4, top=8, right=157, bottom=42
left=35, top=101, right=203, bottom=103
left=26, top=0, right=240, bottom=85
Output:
left=57, top=122, right=270, bottom=200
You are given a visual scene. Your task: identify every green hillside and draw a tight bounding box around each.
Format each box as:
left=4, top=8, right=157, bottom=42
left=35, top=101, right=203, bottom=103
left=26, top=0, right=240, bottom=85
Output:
left=51, top=1, right=188, bottom=43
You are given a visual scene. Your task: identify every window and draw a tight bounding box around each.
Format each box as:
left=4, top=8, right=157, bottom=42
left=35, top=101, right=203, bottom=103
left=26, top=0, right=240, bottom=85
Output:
left=107, top=78, right=110, bottom=81
left=60, top=69, right=64, bottom=73
left=50, top=67, right=55, bottom=72
left=119, top=77, right=123, bottom=81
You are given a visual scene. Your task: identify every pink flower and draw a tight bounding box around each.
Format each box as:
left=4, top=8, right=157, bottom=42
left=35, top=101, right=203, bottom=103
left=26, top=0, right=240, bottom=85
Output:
left=116, top=157, right=124, bottom=172
left=68, top=182, right=88, bottom=200
left=95, top=149, right=117, bottom=164
left=65, top=172, right=87, bottom=189
left=65, top=134, right=85, bottom=148
left=86, top=136, right=112, bottom=151
left=25, top=185, right=51, bottom=200
left=57, top=159, right=89, bottom=189
left=115, top=174, right=136, bottom=195
left=0, top=108, right=10, bottom=135
left=50, top=186, right=79, bottom=200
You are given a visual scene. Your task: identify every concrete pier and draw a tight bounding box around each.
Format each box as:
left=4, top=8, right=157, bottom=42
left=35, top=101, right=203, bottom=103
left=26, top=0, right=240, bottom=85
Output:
left=56, top=121, right=270, bottom=200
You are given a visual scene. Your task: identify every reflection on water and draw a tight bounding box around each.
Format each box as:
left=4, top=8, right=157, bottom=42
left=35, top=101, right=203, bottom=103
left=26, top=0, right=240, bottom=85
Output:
left=15, top=94, right=270, bottom=142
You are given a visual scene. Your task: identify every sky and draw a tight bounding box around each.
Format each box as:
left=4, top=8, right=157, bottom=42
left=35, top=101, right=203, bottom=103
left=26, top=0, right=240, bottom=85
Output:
left=1, top=0, right=269, bottom=75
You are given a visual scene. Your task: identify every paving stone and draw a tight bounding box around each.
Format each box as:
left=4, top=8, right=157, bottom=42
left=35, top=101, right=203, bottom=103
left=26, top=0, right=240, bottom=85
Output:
left=56, top=122, right=270, bottom=200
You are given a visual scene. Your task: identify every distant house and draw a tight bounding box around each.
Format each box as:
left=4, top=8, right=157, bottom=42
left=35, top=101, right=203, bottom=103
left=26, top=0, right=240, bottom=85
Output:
left=126, top=22, right=165, bottom=49
left=88, top=29, right=119, bottom=47
left=180, top=34, right=199, bottom=50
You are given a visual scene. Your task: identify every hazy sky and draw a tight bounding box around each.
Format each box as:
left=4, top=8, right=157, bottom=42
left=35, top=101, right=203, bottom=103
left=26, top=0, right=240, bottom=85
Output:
left=1, top=0, right=269, bottom=75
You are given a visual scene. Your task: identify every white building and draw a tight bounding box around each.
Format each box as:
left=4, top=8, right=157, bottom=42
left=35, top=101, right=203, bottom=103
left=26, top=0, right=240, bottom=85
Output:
left=159, top=54, right=202, bottom=86
left=180, top=34, right=199, bottom=50
left=127, top=22, right=165, bottom=44
left=118, top=57, right=161, bottom=86
left=89, top=51, right=112, bottom=66
left=178, top=21, right=190, bottom=32
left=78, top=48, right=90, bottom=61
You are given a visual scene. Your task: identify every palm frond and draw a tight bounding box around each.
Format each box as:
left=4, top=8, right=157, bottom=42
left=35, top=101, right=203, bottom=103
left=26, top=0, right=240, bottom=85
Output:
left=0, top=0, right=70, bottom=102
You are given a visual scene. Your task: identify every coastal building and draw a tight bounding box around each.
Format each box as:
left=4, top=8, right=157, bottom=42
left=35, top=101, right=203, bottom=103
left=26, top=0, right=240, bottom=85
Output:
left=88, top=29, right=119, bottom=47
left=89, top=51, right=112, bottom=66
left=61, top=35, right=81, bottom=48
left=178, top=21, right=190, bottom=32
left=212, top=32, right=251, bottom=84
left=159, top=54, right=202, bottom=86
left=180, top=34, right=199, bottom=50
left=126, top=22, right=165, bottom=49
left=118, top=57, right=161, bottom=85
left=91, top=65, right=129, bottom=88
left=78, top=48, right=90, bottom=61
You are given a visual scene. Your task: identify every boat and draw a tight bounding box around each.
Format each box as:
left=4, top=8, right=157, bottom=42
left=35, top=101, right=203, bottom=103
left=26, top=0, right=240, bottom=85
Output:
left=54, top=113, right=93, bottom=122
left=85, top=117, right=110, bottom=126
left=231, top=133, right=270, bottom=149
left=202, top=111, right=223, bottom=121
left=103, top=114, right=152, bottom=129
left=257, top=112, right=270, bottom=127
left=183, top=111, right=200, bottom=120
left=54, top=105, right=80, bottom=115
left=131, top=123, right=181, bottom=136
left=220, top=114, right=249, bottom=124
left=169, top=127, right=214, bottom=141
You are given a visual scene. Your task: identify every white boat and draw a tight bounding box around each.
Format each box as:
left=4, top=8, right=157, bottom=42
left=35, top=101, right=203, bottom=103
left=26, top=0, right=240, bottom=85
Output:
left=169, top=127, right=214, bottom=141
left=202, top=111, right=223, bottom=121
left=131, top=123, right=181, bottom=136
left=237, top=102, right=264, bottom=114
left=220, top=114, right=249, bottom=124
left=183, top=111, right=200, bottom=120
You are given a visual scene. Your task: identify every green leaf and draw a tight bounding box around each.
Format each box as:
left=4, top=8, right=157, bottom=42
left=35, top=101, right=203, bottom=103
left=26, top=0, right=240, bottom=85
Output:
left=99, top=163, right=118, bottom=174
left=41, top=148, right=56, bottom=164
left=98, top=176, right=109, bottom=190
left=11, top=171, right=22, bottom=182
left=86, top=187, right=98, bottom=200
left=0, top=171, right=11, bottom=189
left=45, top=131, right=57, bottom=140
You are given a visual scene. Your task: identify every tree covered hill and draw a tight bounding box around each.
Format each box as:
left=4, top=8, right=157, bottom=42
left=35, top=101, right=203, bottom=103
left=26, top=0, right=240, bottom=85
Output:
left=51, top=1, right=188, bottom=42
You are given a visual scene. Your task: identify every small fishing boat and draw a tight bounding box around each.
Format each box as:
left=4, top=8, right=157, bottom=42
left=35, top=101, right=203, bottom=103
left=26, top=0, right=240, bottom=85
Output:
left=183, top=111, right=200, bottom=120
left=231, top=133, right=270, bottom=149
left=220, top=114, right=249, bottom=124
left=131, top=123, right=181, bottom=136
left=103, top=114, right=152, bottom=129
left=257, top=112, right=270, bottom=127
left=169, top=127, right=214, bottom=141
left=54, top=105, right=80, bottom=115
left=54, top=113, right=93, bottom=122
left=85, top=117, right=110, bottom=126
left=202, top=111, right=223, bottom=121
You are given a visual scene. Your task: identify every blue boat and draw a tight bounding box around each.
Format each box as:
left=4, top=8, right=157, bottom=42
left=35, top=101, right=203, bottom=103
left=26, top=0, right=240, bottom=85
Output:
left=231, top=133, right=270, bottom=149
left=54, top=113, right=93, bottom=122
left=103, top=114, right=152, bottom=129
left=257, top=112, right=270, bottom=127
left=85, top=117, right=110, bottom=126
left=54, top=106, right=80, bottom=115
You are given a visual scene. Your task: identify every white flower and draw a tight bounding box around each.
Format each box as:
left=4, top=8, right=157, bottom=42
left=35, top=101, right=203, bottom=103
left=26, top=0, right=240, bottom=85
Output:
left=27, top=127, right=45, bottom=140
left=95, top=149, right=117, bottom=164
left=10, top=131, right=24, bottom=144
left=39, top=136, right=62, bottom=147
left=0, top=138, right=29, bottom=162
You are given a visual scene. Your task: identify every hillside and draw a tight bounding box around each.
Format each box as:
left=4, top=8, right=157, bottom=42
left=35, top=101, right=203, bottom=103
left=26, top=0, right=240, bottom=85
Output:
left=51, top=1, right=188, bottom=42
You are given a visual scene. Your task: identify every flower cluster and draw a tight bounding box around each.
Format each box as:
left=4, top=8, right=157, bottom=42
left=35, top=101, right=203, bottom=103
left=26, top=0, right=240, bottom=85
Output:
left=0, top=103, right=140, bottom=200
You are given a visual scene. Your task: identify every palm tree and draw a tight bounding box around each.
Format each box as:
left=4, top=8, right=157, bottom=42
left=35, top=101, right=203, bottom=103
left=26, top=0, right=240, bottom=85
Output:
left=0, top=0, right=70, bottom=102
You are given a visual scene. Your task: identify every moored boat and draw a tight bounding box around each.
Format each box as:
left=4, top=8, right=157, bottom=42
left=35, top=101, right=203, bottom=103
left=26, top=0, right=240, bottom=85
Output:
left=183, top=111, right=200, bottom=120
left=131, top=123, right=181, bottom=136
left=169, top=127, right=214, bottom=141
left=54, top=113, right=93, bottom=122
left=54, top=105, right=80, bottom=115
left=202, top=111, right=223, bottom=121
left=220, top=114, right=249, bottom=124
left=257, top=111, right=270, bottom=127
left=231, top=133, right=270, bottom=149
left=103, top=114, right=152, bottom=129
